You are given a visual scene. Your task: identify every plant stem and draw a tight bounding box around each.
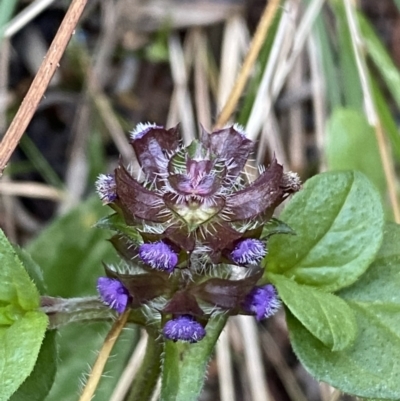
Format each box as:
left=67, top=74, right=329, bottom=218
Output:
left=41, top=296, right=147, bottom=328
left=126, top=333, right=164, bottom=401
left=79, top=308, right=130, bottom=401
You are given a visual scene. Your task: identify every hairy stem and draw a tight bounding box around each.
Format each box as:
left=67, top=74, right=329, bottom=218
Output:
left=127, top=333, right=164, bottom=401
left=79, top=308, right=130, bottom=401
left=41, top=296, right=147, bottom=328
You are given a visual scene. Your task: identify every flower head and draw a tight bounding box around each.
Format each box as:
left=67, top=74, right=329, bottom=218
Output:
left=95, top=174, right=117, bottom=204
left=97, top=277, right=129, bottom=313
left=231, top=239, right=266, bottom=265
left=138, top=241, right=178, bottom=272
left=242, top=284, right=280, bottom=321
left=163, top=315, right=206, bottom=343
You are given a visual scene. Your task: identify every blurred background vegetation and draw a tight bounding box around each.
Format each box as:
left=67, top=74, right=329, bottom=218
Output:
left=1, top=0, right=400, bottom=400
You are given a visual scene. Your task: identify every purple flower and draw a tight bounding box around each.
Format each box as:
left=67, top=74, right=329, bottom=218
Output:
left=242, top=284, right=280, bottom=321
left=138, top=241, right=178, bottom=272
left=163, top=315, right=206, bottom=343
left=95, top=174, right=117, bottom=204
left=97, top=277, right=129, bottom=313
left=231, top=239, right=266, bottom=265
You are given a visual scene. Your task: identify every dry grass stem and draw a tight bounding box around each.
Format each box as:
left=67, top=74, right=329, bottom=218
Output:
left=344, top=0, right=400, bottom=222
left=237, top=316, right=272, bottom=401
left=0, top=0, right=88, bottom=176
left=218, top=15, right=248, bottom=113
left=0, top=181, right=64, bottom=200
left=288, top=54, right=305, bottom=172
left=245, top=0, right=298, bottom=141
left=307, top=34, right=326, bottom=171
left=79, top=309, right=130, bottom=401
left=90, top=89, right=136, bottom=164
left=216, top=324, right=236, bottom=401
left=110, top=332, right=148, bottom=401
left=260, top=328, right=308, bottom=401
left=193, top=29, right=212, bottom=130
left=168, top=33, right=196, bottom=144
left=215, top=0, right=282, bottom=128
left=3, top=0, right=58, bottom=38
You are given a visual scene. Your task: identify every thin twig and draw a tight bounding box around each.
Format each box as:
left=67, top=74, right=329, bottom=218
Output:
left=344, top=0, right=400, bottom=222
left=0, top=0, right=88, bottom=176
left=214, top=0, right=282, bottom=128
left=79, top=309, right=130, bottom=401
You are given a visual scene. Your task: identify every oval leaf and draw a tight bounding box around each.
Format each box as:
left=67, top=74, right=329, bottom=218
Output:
left=266, top=171, right=384, bottom=292
left=0, top=311, right=48, bottom=401
left=9, top=330, right=57, bottom=401
left=269, top=274, right=357, bottom=351
left=0, top=229, right=40, bottom=311
left=287, top=223, right=400, bottom=399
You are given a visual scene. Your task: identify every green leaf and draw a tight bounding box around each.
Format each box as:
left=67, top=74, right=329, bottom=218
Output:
left=269, top=274, right=357, bottom=351
left=27, top=196, right=118, bottom=297
left=0, top=311, right=48, bottom=401
left=260, top=218, right=295, bottom=239
left=0, top=229, right=40, bottom=311
left=9, top=330, right=57, bottom=401
left=287, top=223, right=400, bottom=399
left=14, top=247, right=47, bottom=295
left=266, top=171, right=384, bottom=292
left=161, top=313, right=227, bottom=401
left=95, top=212, right=142, bottom=244
left=326, top=108, right=386, bottom=195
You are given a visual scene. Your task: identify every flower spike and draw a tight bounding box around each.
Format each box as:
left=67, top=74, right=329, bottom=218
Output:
left=97, top=277, right=129, bottom=313
left=163, top=315, right=206, bottom=343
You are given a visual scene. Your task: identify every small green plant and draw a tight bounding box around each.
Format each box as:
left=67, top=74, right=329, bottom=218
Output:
left=2, top=122, right=399, bottom=401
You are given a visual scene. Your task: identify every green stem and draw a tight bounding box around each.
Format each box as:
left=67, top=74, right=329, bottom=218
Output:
left=160, top=313, right=228, bottom=401
left=40, top=296, right=147, bottom=328
left=127, top=333, right=164, bottom=401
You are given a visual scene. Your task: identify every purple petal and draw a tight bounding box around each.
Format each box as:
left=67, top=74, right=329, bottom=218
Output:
left=231, top=239, right=266, bottom=265
left=115, top=165, right=168, bottom=222
left=201, top=125, right=254, bottom=178
left=97, top=277, right=129, bottom=314
left=95, top=174, right=117, bottom=204
left=130, top=124, right=180, bottom=180
left=242, top=285, right=281, bottom=321
left=138, top=241, right=178, bottom=272
left=163, top=315, right=206, bottom=343
left=225, top=158, right=284, bottom=221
